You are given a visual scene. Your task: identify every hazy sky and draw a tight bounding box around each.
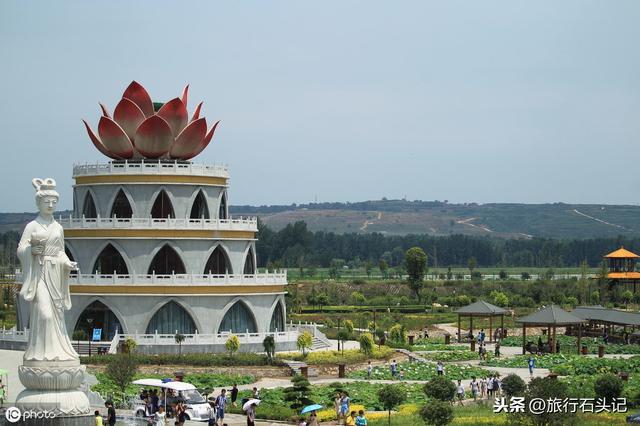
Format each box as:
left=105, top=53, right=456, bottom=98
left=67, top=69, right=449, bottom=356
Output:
left=1, top=1, right=639, bottom=212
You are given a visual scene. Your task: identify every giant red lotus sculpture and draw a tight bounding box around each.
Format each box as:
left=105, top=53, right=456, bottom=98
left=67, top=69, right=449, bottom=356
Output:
left=83, top=81, right=219, bottom=160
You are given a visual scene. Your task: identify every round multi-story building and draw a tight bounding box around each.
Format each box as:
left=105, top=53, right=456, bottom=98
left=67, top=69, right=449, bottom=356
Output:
left=16, top=82, right=301, bottom=353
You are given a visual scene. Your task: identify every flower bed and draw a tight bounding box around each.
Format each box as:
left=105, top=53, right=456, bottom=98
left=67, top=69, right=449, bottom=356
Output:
left=419, top=350, right=484, bottom=362
left=83, top=352, right=283, bottom=366
left=500, top=335, right=640, bottom=355
left=281, top=346, right=395, bottom=365
left=482, top=354, right=640, bottom=376
left=348, top=360, right=493, bottom=381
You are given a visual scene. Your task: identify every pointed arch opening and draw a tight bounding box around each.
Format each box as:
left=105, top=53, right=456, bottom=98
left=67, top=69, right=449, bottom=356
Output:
left=269, top=301, right=285, bottom=332
left=148, top=244, right=186, bottom=275
left=82, top=192, right=97, bottom=218
left=190, top=190, right=210, bottom=219
left=151, top=190, right=174, bottom=218
left=65, top=245, right=77, bottom=276
left=145, top=301, right=196, bottom=334
left=218, top=301, right=257, bottom=333
left=218, top=191, right=228, bottom=220
left=93, top=243, right=129, bottom=275
left=243, top=247, right=256, bottom=275
left=204, top=246, right=231, bottom=275
left=110, top=189, right=133, bottom=218
left=74, top=301, right=123, bottom=341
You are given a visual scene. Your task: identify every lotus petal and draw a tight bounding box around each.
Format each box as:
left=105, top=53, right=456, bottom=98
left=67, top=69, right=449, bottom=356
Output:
left=184, top=120, right=219, bottom=159
left=191, top=102, right=203, bottom=122
left=114, top=98, right=146, bottom=141
left=181, top=84, right=189, bottom=107
left=122, top=81, right=154, bottom=117
left=133, top=115, right=174, bottom=158
left=99, top=103, right=111, bottom=118
left=98, top=116, right=134, bottom=159
left=170, top=118, right=207, bottom=159
left=82, top=119, right=119, bottom=159
left=156, top=97, right=188, bottom=136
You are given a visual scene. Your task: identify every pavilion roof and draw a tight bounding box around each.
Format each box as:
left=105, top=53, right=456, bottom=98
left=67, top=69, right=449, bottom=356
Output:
left=517, top=305, right=586, bottom=326
left=455, top=300, right=508, bottom=315
left=573, top=306, right=640, bottom=327
left=604, top=247, right=640, bottom=259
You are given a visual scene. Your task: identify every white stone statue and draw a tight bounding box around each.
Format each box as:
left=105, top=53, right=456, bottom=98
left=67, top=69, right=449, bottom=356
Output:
left=16, top=178, right=90, bottom=418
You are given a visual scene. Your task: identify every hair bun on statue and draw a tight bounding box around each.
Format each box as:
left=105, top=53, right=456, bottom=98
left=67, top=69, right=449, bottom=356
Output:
left=32, top=178, right=57, bottom=191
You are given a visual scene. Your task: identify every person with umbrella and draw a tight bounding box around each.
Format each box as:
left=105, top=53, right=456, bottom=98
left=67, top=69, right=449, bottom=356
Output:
left=243, top=398, right=261, bottom=426
left=300, top=404, right=322, bottom=426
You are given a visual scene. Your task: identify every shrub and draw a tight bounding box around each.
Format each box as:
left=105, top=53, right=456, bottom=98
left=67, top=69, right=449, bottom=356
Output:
left=105, top=354, right=138, bottom=404
left=359, top=332, right=374, bottom=356
left=344, top=319, right=354, bottom=334
left=263, top=335, right=275, bottom=359
left=124, top=337, right=137, bottom=354
left=389, top=323, right=407, bottom=343
left=521, top=377, right=574, bottom=425
left=423, top=376, right=455, bottom=401
left=225, top=335, right=240, bottom=355
left=283, top=374, right=313, bottom=410
left=594, top=373, right=624, bottom=401
left=501, top=374, right=526, bottom=398
left=297, top=331, right=313, bottom=356
left=336, top=330, right=351, bottom=354
left=378, top=384, right=407, bottom=426
left=420, top=399, right=454, bottom=426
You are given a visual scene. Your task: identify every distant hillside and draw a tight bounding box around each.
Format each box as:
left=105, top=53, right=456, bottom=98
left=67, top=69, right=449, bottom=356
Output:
left=2, top=200, right=638, bottom=239
left=231, top=199, right=640, bottom=239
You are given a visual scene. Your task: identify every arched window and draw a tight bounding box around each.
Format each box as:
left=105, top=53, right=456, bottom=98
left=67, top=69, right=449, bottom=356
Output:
left=110, top=189, right=133, bottom=218
left=74, top=301, right=123, bottom=341
left=204, top=246, right=231, bottom=275
left=65, top=245, right=77, bottom=276
left=145, top=301, right=195, bottom=334
left=243, top=247, right=256, bottom=274
left=151, top=190, right=174, bottom=218
left=218, top=301, right=257, bottom=333
left=93, top=244, right=128, bottom=275
left=218, top=192, right=228, bottom=220
left=269, top=301, right=285, bottom=332
left=148, top=244, right=186, bottom=275
left=82, top=192, right=97, bottom=218
left=190, top=190, right=210, bottom=219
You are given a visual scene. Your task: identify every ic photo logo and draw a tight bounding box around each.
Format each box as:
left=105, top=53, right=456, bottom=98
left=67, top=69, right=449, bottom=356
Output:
left=4, top=407, right=21, bottom=423
left=4, top=406, right=57, bottom=423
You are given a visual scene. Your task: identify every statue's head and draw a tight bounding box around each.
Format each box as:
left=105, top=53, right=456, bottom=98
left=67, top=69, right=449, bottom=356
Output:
left=32, top=178, right=59, bottom=216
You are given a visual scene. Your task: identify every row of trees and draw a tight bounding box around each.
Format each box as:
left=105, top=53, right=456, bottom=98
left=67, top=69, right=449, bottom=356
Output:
left=257, top=221, right=639, bottom=269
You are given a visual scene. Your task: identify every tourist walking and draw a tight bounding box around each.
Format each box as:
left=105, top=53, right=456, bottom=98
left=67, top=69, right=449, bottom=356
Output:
left=231, top=383, right=239, bottom=407
left=436, top=361, right=445, bottom=376
left=390, top=360, right=398, bottom=378
left=246, top=402, right=257, bottom=426
left=215, top=389, right=227, bottom=426
left=94, top=410, right=103, bottom=426
left=456, top=380, right=465, bottom=406
left=355, top=410, right=368, bottom=426
left=340, top=392, right=351, bottom=420
left=175, top=402, right=187, bottom=426
left=367, top=361, right=372, bottom=378
left=493, top=375, right=502, bottom=398
left=494, top=340, right=501, bottom=357
left=153, top=406, right=166, bottom=426
left=470, top=377, right=479, bottom=401
left=528, top=356, right=535, bottom=377
left=307, top=410, right=319, bottom=426
left=480, top=376, right=487, bottom=399
left=206, top=398, right=216, bottom=426
left=487, top=376, right=494, bottom=399
left=105, top=401, right=116, bottom=426
left=334, top=392, right=341, bottom=422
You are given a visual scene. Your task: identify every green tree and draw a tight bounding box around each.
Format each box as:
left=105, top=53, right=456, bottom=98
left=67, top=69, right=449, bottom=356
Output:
left=501, top=374, right=526, bottom=398
left=105, top=354, right=138, bottom=404
left=263, top=335, right=275, bottom=360
left=283, top=374, right=313, bottom=410
left=174, top=333, right=186, bottom=356
left=365, top=261, right=374, bottom=279
left=316, top=293, right=329, bottom=311
left=344, top=319, right=354, bottom=334
left=405, top=247, right=427, bottom=302
left=622, top=290, right=633, bottom=307
left=520, top=377, right=574, bottom=425
left=72, top=329, right=87, bottom=353
left=591, top=290, right=600, bottom=305
left=490, top=290, right=509, bottom=307
left=423, top=376, right=456, bottom=401
left=359, top=332, right=374, bottom=356
left=336, top=329, right=351, bottom=355
left=498, top=270, right=508, bottom=280
left=420, top=400, right=454, bottom=426
left=225, top=334, right=240, bottom=356
left=297, top=331, right=313, bottom=356
left=389, top=323, right=407, bottom=344
left=594, top=374, right=624, bottom=401
left=351, top=291, right=366, bottom=306
left=378, top=384, right=407, bottom=426
left=467, top=257, right=477, bottom=275
left=379, top=259, right=389, bottom=279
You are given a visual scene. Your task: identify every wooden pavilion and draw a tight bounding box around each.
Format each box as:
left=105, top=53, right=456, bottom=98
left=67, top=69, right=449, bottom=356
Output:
left=455, top=300, right=507, bottom=347
left=517, top=305, right=587, bottom=355
left=605, top=247, right=640, bottom=293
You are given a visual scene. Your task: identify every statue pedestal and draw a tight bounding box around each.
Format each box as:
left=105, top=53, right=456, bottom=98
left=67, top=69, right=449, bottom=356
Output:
left=15, top=363, right=91, bottom=419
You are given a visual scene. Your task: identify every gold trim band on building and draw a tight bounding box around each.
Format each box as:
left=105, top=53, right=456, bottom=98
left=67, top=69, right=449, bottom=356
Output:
left=69, top=284, right=286, bottom=295
left=65, top=229, right=256, bottom=239
left=74, top=175, right=228, bottom=186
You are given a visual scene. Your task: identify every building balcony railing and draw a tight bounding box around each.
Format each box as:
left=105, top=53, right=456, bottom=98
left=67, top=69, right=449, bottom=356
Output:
left=73, top=160, right=229, bottom=178
left=63, top=272, right=287, bottom=286
left=59, top=216, right=258, bottom=231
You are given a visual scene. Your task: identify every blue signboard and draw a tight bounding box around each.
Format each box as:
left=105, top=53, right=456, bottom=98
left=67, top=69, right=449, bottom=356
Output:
left=92, top=328, right=102, bottom=341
